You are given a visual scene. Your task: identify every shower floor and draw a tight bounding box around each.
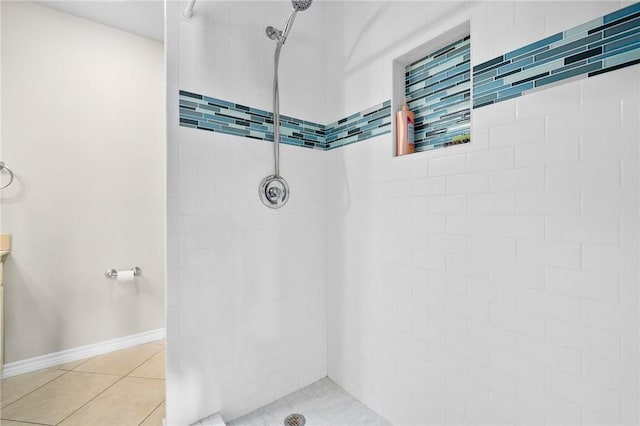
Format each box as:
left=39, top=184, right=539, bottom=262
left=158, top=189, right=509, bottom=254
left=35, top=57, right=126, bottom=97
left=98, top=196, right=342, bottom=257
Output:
left=227, top=377, right=390, bottom=426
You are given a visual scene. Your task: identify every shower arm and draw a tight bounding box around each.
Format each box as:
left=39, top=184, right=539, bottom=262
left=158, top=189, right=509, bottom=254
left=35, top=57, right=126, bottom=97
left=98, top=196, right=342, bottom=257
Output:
left=273, top=44, right=282, bottom=177
left=279, top=10, right=298, bottom=44
left=272, top=9, right=300, bottom=177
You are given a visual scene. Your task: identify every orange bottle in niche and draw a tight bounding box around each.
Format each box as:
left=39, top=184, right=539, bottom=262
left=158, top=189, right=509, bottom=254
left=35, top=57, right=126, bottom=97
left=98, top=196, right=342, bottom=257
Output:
left=396, top=101, right=415, bottom=156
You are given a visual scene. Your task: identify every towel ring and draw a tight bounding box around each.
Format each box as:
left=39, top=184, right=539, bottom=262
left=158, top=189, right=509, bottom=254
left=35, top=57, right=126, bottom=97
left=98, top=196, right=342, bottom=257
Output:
left=0, top=162, right=14, bottom=189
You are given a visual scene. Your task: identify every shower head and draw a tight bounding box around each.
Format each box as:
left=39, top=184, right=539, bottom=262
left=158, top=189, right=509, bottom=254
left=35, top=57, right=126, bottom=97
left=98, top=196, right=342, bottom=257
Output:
left=292, top=0, right=312, bottom=11
left=266, top=0, right=313, bottom=45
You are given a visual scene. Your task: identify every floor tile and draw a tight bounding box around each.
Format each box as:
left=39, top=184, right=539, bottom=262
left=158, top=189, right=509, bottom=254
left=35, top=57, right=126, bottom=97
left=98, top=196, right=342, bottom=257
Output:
left=72, top=343, right=163, bottom=376
left=128, top=349, right=164, bottom=379
left=140, top=401, right=165, bottom=426
left=2, top=370, right=120, bottom=425
left=227, top=378, right=390, bottom=426
left=1, top=368, right=65, bottom=408
left=0, top=420, right=49, bottom=426
left=58, top=377, right=164, bottom=426
left=1, top=372, right=119, bottom=425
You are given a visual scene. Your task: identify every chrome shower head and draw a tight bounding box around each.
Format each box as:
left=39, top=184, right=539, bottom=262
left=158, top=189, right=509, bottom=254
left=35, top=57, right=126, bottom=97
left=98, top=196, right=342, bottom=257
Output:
left=292, top=0, right=312, bottom=11
left=266, top=0, right=312, bottom=45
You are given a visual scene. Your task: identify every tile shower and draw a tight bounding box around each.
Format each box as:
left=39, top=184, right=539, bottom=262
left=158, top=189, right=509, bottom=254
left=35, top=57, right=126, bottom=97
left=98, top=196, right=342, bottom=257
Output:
left=167, top=1, right=639, bottom=425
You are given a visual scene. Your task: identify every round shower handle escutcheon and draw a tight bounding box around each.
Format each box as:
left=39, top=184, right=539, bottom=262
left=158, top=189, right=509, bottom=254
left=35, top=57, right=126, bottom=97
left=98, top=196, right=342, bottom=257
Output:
left=259, top=174, right=289, bottom=209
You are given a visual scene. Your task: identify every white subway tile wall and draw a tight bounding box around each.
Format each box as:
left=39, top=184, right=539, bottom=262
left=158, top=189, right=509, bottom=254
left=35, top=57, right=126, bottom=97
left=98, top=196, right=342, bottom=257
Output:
left=327, top=63, right=639, bottom=425
left=326, top=1, right=638, bottom=423
left=167, top=129, right=328, bottom=424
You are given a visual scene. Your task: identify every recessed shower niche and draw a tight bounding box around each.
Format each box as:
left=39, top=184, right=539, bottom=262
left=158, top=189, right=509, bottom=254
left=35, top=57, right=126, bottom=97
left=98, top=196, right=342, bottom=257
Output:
left=392, top=21, right=471, bottom=156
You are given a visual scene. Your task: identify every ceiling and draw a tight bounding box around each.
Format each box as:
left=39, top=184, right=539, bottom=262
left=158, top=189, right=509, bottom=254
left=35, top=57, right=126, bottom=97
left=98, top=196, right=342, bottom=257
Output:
left=35, top=0, right=164, bottom=42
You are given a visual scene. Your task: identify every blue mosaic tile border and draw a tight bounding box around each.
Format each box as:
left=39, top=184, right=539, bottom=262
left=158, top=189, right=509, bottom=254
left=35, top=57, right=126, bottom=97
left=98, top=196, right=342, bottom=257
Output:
left=179, top=91, right=327, bottom=150
left=473, top=2, right=640, bottom=108
left=179, top=90, right=390, bottom=151
left=325, top=101, right=391, bottom=150
left=406, top=36, right=471, bottom=151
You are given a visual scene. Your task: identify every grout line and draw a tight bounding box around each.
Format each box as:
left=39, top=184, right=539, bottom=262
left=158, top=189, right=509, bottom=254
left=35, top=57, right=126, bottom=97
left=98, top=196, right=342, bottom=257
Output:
left=137, top=399, right=165, bottom=426
left=0, top=348, right=156, bottom=416
left=1, top=370, right=71, bottom=412
left=126, top=376, right=166, bottom=381
left=58, top=356, right=93, bottom=372
left=123, top=345, right=166, bottom=377
left=54, top=372, right=166, bottom=425
left=0, top=419, right=53, bottom=426
left=54, top=373, right=128, bottom=425
left=64, top=371, right=123, bottom=378
left=14, top=343, right=166, bottom=426
left=74, top=343, right=164, bottom=377
left=55, top=346, right=168, bottom=424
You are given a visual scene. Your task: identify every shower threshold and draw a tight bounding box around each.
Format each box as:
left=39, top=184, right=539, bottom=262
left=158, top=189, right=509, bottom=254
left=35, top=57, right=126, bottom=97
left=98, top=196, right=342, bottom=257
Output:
left=227, top=377, right=391, bottom=426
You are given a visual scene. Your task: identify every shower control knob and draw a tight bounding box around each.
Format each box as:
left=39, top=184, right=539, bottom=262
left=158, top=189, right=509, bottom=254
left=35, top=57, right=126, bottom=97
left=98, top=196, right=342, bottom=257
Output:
left=268, top=187, right=281, bottom=198
left=259, top=175, right=289, bottom=209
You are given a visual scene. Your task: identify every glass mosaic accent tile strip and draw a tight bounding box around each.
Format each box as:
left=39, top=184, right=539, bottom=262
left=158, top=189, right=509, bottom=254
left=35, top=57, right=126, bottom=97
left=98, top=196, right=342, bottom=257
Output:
left=179, top=91, right=390, bottom=151
left=179, top=91, right=327, bottom=150
left=405, top=36, right=471, bottom=151
left=473, top=2, right=640, bottom=108
left=324, top=100, right=391, bottom=150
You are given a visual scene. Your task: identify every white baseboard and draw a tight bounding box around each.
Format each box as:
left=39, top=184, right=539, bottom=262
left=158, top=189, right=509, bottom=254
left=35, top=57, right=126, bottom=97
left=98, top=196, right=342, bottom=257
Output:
left=1, top=327, right=165, bottom=379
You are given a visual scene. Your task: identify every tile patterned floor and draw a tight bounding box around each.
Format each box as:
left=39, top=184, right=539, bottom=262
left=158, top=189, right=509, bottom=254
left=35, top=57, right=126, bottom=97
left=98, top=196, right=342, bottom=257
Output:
left=227, top=378, right=391, bottom=426
left=0, top=340, right=165, bottom=426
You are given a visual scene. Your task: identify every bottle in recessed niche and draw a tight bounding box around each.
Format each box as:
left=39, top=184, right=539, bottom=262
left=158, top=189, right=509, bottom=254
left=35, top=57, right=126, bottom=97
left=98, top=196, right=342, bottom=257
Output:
left=396, top=101, right=415, bottom=156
